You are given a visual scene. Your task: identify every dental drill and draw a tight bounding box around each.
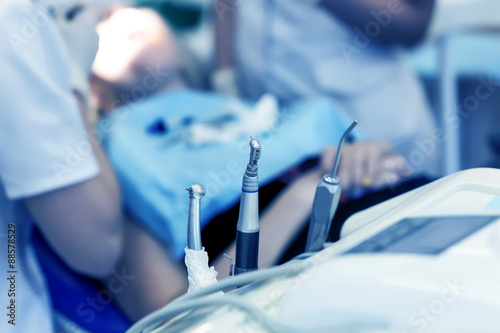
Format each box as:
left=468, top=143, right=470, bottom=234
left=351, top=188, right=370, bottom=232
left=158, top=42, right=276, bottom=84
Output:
left=305, top=120, right=358, bottom=252
left=234, top=138, right=262, bottom=275
left=185, top=185, right=218, bottom=292
left=186, top=184, right=206, bottom=251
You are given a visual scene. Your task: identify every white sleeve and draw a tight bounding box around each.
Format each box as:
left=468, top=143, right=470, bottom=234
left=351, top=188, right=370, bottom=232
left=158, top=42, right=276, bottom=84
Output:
left=0, top=1, right=100, bottom=199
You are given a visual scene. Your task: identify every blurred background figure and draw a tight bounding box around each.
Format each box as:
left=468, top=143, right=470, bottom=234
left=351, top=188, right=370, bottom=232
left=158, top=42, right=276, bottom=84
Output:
left=0, top=1, right=126, bottom=332
left=214, top=0, right=439, bottom=178
left=138, top=0, right=500, bottom=177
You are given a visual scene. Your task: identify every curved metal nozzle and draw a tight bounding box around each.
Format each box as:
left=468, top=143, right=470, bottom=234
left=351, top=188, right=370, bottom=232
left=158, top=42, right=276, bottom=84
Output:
left=186, top=184, right=206, bottom=251
left=330, top=120, right=358, bottom=179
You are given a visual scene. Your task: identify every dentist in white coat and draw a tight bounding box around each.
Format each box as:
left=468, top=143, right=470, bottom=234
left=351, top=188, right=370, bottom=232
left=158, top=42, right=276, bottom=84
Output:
left=0, top=1, right=126, bottom=332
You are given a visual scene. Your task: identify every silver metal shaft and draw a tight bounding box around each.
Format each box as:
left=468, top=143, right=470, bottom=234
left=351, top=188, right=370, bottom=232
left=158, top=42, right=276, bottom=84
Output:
left=186, top=184, right=206, bottom=251
left=330, top=120, right=358, bottom=178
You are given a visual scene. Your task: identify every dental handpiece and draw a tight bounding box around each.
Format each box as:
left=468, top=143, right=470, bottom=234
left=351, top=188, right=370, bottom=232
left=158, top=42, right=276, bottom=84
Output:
left=186, top=184, right=206, bottom=251
left=234, top=138, right=261, bottom=275
left=305, top=120, right=358, bottom=252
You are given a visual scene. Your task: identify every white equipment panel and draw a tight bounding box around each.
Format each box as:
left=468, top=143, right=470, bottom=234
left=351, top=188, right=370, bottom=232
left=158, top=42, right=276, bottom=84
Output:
left=154, top=168, right=500, bottom=333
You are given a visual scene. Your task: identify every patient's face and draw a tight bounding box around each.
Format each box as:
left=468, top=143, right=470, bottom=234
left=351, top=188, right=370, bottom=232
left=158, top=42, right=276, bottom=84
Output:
left=92, top=7, right=177, bottom=86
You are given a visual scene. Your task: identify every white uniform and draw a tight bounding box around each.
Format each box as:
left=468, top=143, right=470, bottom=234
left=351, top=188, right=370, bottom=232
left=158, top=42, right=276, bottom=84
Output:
left=0, top=1, right=99, bottom=332
left=236, top=0, right=438, bottom=173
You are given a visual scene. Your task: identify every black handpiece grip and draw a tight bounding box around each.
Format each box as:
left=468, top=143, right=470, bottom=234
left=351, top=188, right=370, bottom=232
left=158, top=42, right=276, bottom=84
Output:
left=234, top=230, right=259, bottom=275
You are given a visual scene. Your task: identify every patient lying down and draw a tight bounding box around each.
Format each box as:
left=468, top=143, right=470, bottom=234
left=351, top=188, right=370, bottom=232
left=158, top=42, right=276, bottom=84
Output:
left=90, top=7, right=411, bottom=321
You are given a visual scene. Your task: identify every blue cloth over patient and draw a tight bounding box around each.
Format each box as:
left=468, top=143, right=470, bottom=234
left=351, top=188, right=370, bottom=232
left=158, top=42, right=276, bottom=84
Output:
left=102, top=89, right=357, bottom=260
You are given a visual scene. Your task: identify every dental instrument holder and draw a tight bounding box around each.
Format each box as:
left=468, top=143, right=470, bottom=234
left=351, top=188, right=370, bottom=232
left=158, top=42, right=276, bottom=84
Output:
left=186, top=184, right=206, bottom=251
left=305, top=120, right=358, bottom=252
left=234, top=139, right=261, bottom=275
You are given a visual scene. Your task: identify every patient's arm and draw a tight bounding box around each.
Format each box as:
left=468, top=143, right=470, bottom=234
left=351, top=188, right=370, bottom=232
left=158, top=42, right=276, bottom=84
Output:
left=106, top=216, right=188, bottom=322
left=213, top=169, right=322, bottom=279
